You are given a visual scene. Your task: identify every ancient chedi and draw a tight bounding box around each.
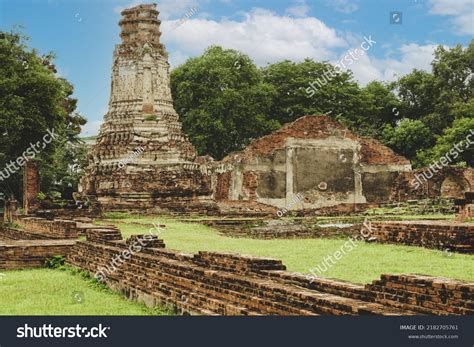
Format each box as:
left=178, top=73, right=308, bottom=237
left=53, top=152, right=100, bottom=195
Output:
left=79, top=4, right=214, bottom=212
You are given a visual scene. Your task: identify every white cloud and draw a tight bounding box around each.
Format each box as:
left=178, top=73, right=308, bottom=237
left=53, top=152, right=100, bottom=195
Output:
left=286, top=0, right=311, bottom=18
left=428, top=0, right=474, bottom=35
left=326, top=0, right=358, bottom=14
left=162, top=8, right=346, bottom=67
left=347, top=44, right=440, bottom=85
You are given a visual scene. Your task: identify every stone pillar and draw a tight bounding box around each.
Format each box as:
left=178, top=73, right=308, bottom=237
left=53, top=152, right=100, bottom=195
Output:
left=23, top=161, right=40, bottom=215
left=3, top=198, right=18, bottom=223
left=285, top=147, right=295, bottom=206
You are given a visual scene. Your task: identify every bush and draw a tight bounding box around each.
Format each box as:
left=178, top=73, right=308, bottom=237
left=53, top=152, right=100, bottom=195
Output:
left=44, top=255, right=65, bottom=269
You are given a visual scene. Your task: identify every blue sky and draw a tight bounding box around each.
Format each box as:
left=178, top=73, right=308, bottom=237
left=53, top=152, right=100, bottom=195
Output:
left=0, top=0, right=472, bottom=136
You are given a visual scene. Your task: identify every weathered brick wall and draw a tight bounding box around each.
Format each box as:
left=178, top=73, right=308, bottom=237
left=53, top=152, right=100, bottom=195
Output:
left=66, top=229, right=473, bottom=315
left=14, top=217, right=80, bottom=239
left=0, top=239, right=76, bottom=269
left=215, top=172, right=231, bottom=201
left=367, top=274, right=473, bottom=315
left=370, top=221, right=474, bottom=253
left=0, top=226, right=52, bottom=240
left=392, top=167, right=473, bottom=201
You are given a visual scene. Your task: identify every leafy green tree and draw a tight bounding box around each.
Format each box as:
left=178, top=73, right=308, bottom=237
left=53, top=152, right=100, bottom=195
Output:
left=395, top=41, right=473, bottom=135
left=417, top=117, right=474, bottom=167
left=0, top=30, right=86, bottom=200
left=171, top=46, right=279, bottom=159
left=360, top=81, right=402, bottom=137
left=381, top=119, right=433, bottom=161
left=261, top=59, right=372, bottom=133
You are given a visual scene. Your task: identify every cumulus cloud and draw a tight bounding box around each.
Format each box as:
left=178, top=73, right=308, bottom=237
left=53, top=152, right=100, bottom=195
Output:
left=347, top=44, right=440, bottom=85
left=325, top=0, right=358, bottom=14
left=428, top=0, right=473, bottom=35
left=162, top=8, right=346, bottom=66
left=286, top=0, right=311, bottom=18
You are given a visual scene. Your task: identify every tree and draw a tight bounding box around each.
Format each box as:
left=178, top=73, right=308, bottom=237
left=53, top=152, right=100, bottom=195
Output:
left=0, top=30, right=86, bottom=200
left=417, top=117, right=474, bottom=167
left=171, top=46, right=279, bottom=159
left=261, top=59, right=372, bottom=134
left=381, top=119, right=433, bottom=162
left=394, top=41, right=474, bottom=136
left=360, top=81, right=402, bottom=138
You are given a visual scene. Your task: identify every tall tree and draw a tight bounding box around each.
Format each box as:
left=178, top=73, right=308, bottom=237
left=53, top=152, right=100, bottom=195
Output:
left=0, top=30, right=86, bottom=200
left=171, top=46, right=279, bottom=160
left=261, top=59, right=371, bottom=133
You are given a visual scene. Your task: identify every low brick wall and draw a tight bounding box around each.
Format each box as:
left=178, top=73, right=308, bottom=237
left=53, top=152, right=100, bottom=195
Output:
left=367, top=274, right=473, bottom=315
left=370, top=221, right=474, bottom=253
left=0, top=239, right=76, bottom=269
left=14, top=216, right=80, bottom=239
left=66, top=229, right=473, bottom=315
left=0, top=226, right=53, bottom=240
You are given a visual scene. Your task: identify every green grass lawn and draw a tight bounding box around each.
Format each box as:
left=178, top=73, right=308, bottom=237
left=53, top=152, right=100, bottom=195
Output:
left=100, top=215, right=474, bottom=284
left=0, top=268, right=170, bottom=315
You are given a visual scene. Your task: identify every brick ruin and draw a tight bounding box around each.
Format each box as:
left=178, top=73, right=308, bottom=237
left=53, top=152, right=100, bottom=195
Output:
left=23, top=160, right=40, bottom=214
left=455, top=192, right=474, bottom=221
left=214, top=116, right=412, bottom=210
left=0, top=213, right=472, bottom=315
left=64, top=227, right=473, bottom=315
left=78, top=4, right=215, bottom=213
left=369, top=221, right=474, bottom=253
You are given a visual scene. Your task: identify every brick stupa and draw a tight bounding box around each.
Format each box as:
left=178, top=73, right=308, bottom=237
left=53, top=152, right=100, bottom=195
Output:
left=79, top=4, right=215, bottom=212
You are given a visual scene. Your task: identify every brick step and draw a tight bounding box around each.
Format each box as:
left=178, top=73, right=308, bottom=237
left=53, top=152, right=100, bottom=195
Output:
left=122, top=262, right=319, bottom=315
left=261, top=270, right=371, bottom=301
left=68, top=243, right=412, bottom=315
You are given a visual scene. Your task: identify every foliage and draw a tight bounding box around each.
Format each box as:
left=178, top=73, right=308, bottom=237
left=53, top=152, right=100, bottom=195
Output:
left=416, top=117, right=474, bottom=167
left=381, top=119, right=433, bottom=160
left=261, top=59, right=373, bottom=134
left=171, top=41, right=473, bottom=166
left=0, top=29, right=86, bottom=199
left=44, top=255, right=65, bottom=269
left=171, top=46, right=280, bottom=159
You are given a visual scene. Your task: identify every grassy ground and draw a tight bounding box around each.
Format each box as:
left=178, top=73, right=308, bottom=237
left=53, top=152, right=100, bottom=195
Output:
left=100, top=215, right=474, bottom=284
left=0, top=267, right=171, bottom=315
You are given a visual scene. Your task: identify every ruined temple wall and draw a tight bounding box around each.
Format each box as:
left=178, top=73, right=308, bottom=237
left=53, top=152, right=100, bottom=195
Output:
left=390, top=167, right=474, bottom=201
left=213, top=116, right=411, bottom=210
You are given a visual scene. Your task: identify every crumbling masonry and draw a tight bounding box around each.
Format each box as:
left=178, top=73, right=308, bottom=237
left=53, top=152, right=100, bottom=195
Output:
left=79, top=4, right=214, bottom=213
